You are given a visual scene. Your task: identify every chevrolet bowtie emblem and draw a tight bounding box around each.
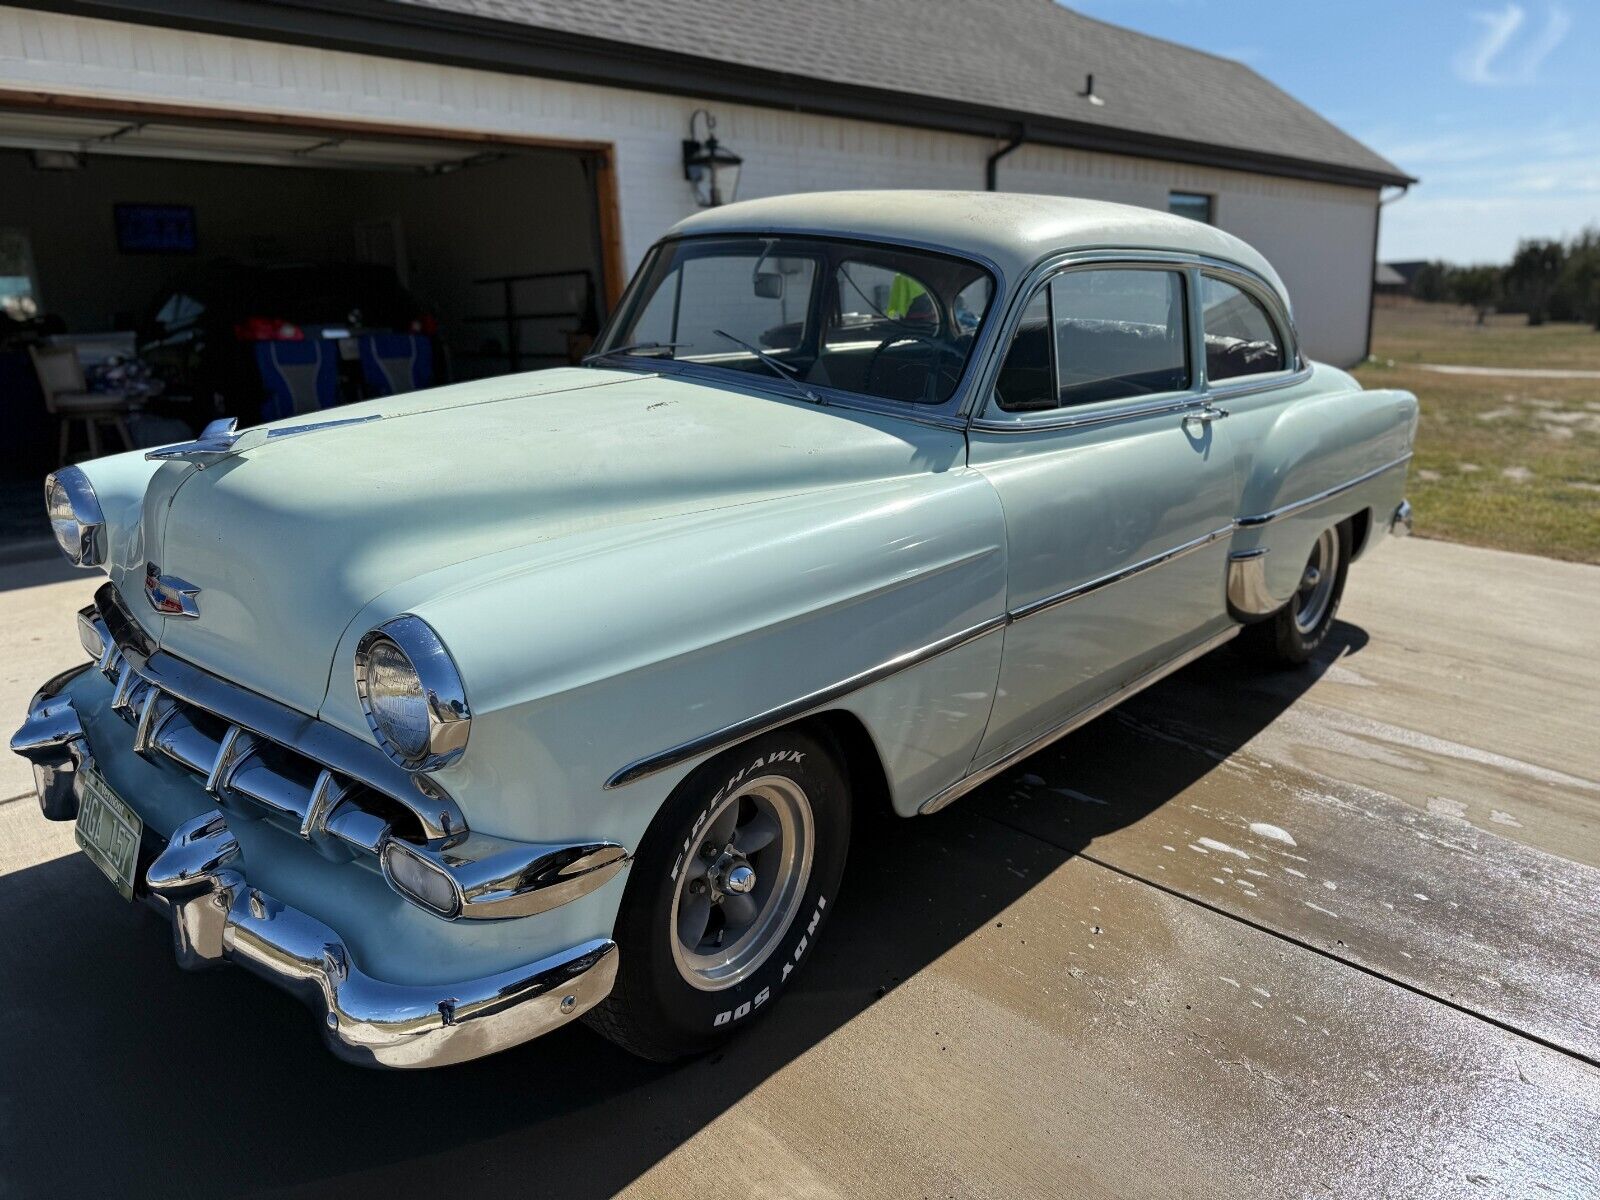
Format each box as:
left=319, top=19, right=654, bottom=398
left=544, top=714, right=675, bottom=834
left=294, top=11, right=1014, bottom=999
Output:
left=144, top=563, right=201, bottom=619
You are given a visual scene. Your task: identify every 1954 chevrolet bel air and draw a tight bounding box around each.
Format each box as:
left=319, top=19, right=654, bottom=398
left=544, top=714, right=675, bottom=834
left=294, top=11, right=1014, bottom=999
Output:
left=12, top=192, right=1416, bottom=1067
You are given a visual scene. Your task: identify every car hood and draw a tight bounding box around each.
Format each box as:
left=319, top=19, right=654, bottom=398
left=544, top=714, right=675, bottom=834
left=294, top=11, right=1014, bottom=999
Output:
left=146, top=367, right=964, bottom=716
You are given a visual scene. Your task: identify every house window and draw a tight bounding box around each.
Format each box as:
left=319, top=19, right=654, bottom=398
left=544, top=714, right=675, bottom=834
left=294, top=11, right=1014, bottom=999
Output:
left=1168, top=191, right=1214, bottom=224
left=0, top=229, right=40, bottom=319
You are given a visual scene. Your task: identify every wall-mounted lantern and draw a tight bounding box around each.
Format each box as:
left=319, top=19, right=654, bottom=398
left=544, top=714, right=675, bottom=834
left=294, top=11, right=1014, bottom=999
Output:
left=682, top=109, right=742, bottom=207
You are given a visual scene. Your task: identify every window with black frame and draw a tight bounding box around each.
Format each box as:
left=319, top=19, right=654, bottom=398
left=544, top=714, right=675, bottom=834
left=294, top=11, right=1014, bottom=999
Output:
left=592, top=236, right=995, bottom=406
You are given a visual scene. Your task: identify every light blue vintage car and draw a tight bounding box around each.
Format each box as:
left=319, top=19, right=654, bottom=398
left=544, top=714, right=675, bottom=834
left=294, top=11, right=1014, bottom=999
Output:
left=13, top=192, right=1416, bottom=1067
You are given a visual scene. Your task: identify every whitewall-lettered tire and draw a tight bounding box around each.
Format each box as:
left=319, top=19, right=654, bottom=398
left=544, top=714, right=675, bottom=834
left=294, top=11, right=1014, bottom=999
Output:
left=585, top=729, right=851, bottom=1061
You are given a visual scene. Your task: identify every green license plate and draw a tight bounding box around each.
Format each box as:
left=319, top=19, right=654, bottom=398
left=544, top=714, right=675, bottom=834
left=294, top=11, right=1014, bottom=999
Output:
left=75, top=768, right=143, bottom=901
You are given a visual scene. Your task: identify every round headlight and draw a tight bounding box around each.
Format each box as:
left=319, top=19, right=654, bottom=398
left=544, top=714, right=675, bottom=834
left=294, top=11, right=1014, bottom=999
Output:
left=354, top=616, right=471, bottom=771
left=45, top=467, right=106, bottom=567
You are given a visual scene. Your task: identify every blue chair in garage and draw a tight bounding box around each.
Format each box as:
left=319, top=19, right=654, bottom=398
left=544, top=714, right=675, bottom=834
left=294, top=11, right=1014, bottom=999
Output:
left=358, top=333, right=434, bottom=397
left=255, top=340, right=337, bottom=421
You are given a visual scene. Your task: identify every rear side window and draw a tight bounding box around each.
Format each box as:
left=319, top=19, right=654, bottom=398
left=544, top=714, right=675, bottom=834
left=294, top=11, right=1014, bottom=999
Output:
left=1200, top=276, right=1287, bottom=381
left=995, top=268, right=1189, bottom=412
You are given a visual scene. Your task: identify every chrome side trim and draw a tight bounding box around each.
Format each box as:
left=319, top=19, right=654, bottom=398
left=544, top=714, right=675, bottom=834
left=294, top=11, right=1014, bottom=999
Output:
left=1225, top=549, right=1277, bottom=620
left=919, top=625, right=1240, bottom=815
left=1010, top=524, right=1235, bottom=622
left=1236, top=453, right=1413, bottom=529
left=1204, top=364, right=1314, bottom=401
left=971, top=393, right=1206, bottom=434
left=604, top=613, right=1009, bottom=790
left=603, top=455, right=1407, bottom=795
left=143, top=810, right=619, bottom=1069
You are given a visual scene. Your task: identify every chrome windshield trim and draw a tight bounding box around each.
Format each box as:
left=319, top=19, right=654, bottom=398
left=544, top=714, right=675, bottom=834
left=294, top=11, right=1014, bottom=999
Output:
left=1235, top=453, right=1414, bottom=528
left=1009, top=524, right=1236, bottom=622
left=605, top=613, right=1008, bottom=790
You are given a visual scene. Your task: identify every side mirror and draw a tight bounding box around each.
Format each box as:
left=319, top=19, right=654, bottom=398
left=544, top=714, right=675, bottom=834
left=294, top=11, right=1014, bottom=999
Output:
left=753, top=272, right=784, bottom=300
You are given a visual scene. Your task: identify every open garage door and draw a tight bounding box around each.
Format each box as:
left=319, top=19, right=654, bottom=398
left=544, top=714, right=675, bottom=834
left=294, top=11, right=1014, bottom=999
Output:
left=0, top=100, right=621, bottom=555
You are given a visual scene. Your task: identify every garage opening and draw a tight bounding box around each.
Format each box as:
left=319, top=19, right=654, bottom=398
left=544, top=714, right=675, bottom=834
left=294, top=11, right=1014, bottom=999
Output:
left=0, top=103, right=618, bottom=555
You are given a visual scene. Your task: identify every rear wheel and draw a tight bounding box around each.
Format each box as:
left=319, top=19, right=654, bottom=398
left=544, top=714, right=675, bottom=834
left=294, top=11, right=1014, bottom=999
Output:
left=1242, top=522, right=1350, bottom=667
left=585, top=729, right=850, bottom=1061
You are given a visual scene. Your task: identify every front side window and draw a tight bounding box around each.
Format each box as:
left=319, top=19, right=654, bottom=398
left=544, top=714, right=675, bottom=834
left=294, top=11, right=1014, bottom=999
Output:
left=995, top=267, right=1189, bottom=412
left=1200, top=275, right=1287, bottom=382
left=595, top=236, right=995, bottom=406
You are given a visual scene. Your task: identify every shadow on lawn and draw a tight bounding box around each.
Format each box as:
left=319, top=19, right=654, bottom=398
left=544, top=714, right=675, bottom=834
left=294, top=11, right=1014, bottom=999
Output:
left=0, top=623, right=1365, bottom=1199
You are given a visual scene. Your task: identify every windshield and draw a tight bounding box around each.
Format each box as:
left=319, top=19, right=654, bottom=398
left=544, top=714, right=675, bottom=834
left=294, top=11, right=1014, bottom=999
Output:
left=594, top=235, right=996, bottom=406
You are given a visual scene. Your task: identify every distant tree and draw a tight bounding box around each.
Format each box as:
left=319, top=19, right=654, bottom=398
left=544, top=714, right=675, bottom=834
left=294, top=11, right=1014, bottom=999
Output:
left=1410, top=261, right=1450, bottom=302
left=1449, top=266, right=1501, bottom=325
left=1554, top=229, right=1600, bottom=330
left=1503, top=239, right=1565, bottom=325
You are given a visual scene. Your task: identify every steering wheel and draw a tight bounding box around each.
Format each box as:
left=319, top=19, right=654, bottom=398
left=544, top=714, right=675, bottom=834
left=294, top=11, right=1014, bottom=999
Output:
left=862, top=333, right=964, bottom=401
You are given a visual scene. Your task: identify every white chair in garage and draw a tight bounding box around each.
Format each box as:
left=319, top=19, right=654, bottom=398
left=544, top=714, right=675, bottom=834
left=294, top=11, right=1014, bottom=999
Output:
left=28, top=344, right=137, bottom=464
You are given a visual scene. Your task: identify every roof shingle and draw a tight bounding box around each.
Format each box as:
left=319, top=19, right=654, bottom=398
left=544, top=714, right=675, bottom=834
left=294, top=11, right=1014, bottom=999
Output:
left=395, top=0, right=1408, bottom=185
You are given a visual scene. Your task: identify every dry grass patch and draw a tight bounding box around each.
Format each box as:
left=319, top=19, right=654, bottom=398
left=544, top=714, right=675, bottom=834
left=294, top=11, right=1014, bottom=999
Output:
left=1371, top=298, right=1600, bottom=371
left=1357, top=300, right=1600, bottom=563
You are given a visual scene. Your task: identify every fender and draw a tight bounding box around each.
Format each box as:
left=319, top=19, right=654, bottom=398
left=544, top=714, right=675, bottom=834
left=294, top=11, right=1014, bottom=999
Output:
left=1227, top=363, right=1417, bottom=612
left=322, top=467, right=1010, bottom=850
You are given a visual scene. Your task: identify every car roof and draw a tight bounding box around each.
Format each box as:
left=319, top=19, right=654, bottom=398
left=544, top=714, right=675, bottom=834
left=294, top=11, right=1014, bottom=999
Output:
left=670, top=191, right=1289, bottom=308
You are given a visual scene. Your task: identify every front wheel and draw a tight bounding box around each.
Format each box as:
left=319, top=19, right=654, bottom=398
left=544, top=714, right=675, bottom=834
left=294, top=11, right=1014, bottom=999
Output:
left=1241, top=522, right=1350, bottom=667
left=584, top=729, right=850, bottom=1061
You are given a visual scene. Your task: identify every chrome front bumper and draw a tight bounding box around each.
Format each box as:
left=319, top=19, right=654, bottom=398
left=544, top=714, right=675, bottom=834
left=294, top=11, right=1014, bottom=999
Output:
left=144, top=811, right=618, bottom=1068
left=12, top=667, right=620, bottom=1069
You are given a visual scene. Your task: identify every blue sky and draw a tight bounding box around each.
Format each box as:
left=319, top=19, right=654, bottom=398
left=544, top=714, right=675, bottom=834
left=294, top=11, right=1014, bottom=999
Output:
left=1065, top=1, right=1597, bottom=264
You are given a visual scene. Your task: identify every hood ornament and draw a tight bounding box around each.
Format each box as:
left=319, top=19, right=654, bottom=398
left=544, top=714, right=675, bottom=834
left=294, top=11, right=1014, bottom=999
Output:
left=147, top=414, right=384, bottom=468
left=145, top=563, right=201, bottom=619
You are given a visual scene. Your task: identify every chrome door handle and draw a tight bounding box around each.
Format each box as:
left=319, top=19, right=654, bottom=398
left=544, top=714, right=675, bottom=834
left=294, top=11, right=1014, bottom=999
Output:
left=1184, top=405, right=1230, bottom=430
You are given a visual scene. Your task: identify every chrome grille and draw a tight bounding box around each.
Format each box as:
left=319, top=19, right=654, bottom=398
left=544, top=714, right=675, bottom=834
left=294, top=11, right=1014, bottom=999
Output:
left=87, top=606, right=416, bottom=858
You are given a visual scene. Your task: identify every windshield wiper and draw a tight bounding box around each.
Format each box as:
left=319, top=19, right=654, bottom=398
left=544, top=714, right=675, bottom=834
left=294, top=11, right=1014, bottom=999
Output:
left=583, top=340, right=691, bottom=363
left=712, top=330, right=819, bottom=404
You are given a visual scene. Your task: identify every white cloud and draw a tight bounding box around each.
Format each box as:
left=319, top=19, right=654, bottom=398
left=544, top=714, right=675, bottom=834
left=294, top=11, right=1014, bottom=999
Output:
left=1454, top=4, right=1571, bottom=84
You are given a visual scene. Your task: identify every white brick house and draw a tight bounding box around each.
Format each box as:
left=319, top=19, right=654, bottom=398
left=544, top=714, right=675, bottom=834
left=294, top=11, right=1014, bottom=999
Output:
left=0, top=1, right=1410, bottom=379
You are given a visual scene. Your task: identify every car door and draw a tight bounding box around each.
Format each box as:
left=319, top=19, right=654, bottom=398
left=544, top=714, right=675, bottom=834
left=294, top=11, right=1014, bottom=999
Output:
left=967, top=258, right=1237, bottom=764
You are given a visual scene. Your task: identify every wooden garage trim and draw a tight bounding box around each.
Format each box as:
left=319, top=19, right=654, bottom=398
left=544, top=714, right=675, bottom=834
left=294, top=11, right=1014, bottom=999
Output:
left=0, top=85, right=628, bottom=309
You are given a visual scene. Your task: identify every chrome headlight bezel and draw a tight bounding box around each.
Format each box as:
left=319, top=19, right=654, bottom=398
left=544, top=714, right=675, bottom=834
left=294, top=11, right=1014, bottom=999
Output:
left=44, top=466, right=106, bottom=568
left=353, top=615, right=471, bottom=773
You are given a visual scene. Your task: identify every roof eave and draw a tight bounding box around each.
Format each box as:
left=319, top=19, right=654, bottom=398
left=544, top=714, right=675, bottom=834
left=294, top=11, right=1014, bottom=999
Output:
left=23, top=0, right=1416, bottom=189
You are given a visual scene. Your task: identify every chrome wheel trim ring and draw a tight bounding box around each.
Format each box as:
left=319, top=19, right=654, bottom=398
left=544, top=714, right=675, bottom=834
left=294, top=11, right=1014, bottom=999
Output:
left=1293, top=527, right=1340, bottom=635
left=668, top=774, right=815, bottom=992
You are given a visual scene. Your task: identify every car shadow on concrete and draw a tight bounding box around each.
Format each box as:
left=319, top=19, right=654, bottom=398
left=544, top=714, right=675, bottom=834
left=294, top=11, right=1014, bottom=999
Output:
left=0, top=622, right=1367, bottom=1199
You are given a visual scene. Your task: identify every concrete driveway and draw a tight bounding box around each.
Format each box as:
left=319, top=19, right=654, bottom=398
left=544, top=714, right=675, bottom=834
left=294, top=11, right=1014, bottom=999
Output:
left=2, top=538, right=1597, bottom=1199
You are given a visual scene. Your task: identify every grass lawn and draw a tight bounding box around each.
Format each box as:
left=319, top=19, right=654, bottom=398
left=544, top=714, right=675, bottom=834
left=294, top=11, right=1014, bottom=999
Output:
left=1354, top=299, right=1600, bottom=564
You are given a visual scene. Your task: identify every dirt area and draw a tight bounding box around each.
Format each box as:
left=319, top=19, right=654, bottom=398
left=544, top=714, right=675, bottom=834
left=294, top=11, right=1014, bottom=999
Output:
left=1357, top=299, right=1600, bottom=563
left=2, top=536, right=1597, bottom=1198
